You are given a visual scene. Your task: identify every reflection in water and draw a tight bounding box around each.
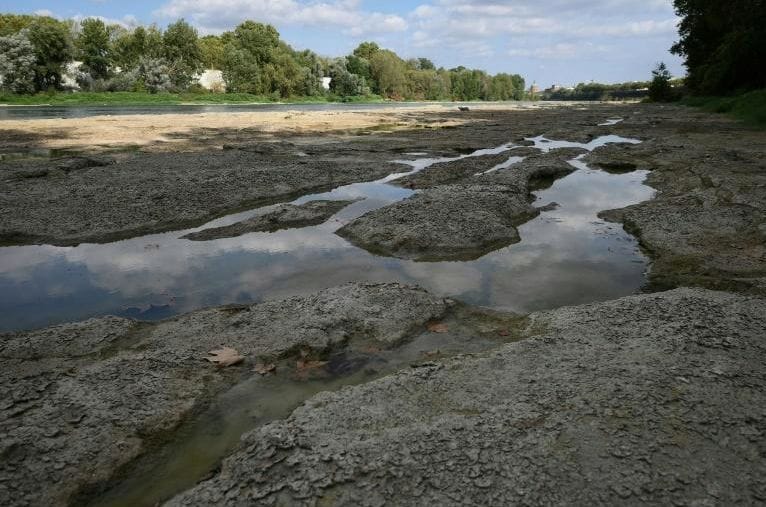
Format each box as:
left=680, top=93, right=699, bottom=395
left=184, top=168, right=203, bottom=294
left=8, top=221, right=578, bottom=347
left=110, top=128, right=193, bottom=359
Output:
left=0, top=135, right=653, bottom=332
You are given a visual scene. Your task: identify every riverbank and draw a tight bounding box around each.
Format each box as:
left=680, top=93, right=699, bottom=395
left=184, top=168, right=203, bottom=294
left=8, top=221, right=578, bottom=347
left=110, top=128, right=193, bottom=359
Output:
left=0, top=91, right=385, bottom=106
left=681, top=89, right=766, bottom=127
left=1, top=101, right=765, bottom=506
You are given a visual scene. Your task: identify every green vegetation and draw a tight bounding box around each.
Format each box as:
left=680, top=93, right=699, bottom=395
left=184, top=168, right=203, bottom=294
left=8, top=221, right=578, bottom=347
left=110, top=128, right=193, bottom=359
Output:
left=0, top=91, right=347, bottom=106
left=648, top=62, right=679, bottom=102
left=0, top=13, right=525, bottom=103
left=544, top=81, right=653, bottom=101
left=672, top=0, right=765, bottom=95
left=682, top=89, right=766, bottom=127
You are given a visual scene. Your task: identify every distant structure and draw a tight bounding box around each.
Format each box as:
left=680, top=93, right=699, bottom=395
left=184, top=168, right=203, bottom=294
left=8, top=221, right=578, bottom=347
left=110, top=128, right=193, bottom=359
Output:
left=198, top=70, right=226, bottom=92
left=528, top=82, right=541, bottom=99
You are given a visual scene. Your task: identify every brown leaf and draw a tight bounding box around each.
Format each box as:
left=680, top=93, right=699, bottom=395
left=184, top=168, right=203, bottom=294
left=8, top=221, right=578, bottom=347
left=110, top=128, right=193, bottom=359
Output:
left=296, top=359, right=328, bottom=371
left=361, top=345, right=382, bottom=354
left=427, top=322, right=449, bottom=334
left=206, top=347, right=245, bottom=367
left=498, top=329, right=510, bottom=337
left=253, top=363, right=276, bottom=375
left=422, top=349, right=441, bottom=358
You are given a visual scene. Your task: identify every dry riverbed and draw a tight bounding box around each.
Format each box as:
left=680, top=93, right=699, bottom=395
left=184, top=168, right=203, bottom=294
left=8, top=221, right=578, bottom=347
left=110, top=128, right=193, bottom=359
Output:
left=1, top=102, right=765, bottom=506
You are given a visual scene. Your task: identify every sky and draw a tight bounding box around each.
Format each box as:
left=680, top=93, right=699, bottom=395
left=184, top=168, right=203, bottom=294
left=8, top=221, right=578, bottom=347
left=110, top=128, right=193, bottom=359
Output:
left=9, top=0, right=686, bottom=86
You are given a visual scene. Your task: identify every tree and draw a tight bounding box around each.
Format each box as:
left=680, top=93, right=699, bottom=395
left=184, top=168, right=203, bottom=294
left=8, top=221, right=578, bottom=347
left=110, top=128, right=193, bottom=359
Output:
left=418, top=57, right=435, bottom=70
left=352, top=41, right=380, bottom=60
left=231, top=21, right=280, bottom=65
left=649, top=62, right=674, bottom=101
left=222, top=46, right=261, bottom=93
left=199, top=35, right=224, bottom=69
left=77, top=18, right=111, bottom=80
left=369, top=50, right=407, bottom=98
left=671, top=0, right=766, bottom=94
left=0, top=30, right=36, bottom=93
left=139, top=57, right=172, bottom=93
left=329, top=59, right=368, bottom=97
left=0, top=14, right=37, bottom=36
left=162, top=19, right=202, bottom=89
left=26, top=17, right=73, bottom=90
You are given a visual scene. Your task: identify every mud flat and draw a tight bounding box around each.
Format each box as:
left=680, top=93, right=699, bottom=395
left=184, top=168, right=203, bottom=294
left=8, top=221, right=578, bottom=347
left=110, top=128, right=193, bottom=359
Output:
left=1, top=102, right=766, bottom=506
left=0, top=283, right=449, bottom=506
left=170, top=288, right=766, bottom=506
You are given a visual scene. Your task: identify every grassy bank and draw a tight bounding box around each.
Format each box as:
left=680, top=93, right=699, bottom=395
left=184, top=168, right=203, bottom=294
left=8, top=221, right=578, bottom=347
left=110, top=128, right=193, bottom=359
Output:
left=0, top=91, right=387, bottom=106
left=682, top=89, right=766, bottom=127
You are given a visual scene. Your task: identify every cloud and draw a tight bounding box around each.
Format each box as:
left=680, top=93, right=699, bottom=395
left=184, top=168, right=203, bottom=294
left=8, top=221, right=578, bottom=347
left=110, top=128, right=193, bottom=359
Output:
left=406, top=0, right=679, bottom=58
left=155, top=0, right=408, bottom=36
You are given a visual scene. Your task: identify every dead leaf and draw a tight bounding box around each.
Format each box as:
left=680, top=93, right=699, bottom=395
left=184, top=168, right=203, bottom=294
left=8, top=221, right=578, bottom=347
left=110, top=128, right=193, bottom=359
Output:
left=422, top=349, right=441, bottom=358
left=498, top=329, right=510, bottom=337
left=427, top=322, right=449, bottom=334
left=361, top=345, right=382, bottom=354
left=253, top=363, right=276, bottom=375
left=206, top=347, right=245, bottom=367
left=296, top=359, right=328, bottom=371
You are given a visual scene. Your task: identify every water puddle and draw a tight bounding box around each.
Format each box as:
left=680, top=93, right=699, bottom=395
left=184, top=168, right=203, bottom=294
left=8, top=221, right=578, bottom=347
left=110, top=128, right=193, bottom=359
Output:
left=0, top=134, right=651, bottom=332
left=476, top=155, right=525, bottom=175
left=599, top=118, right=624, bottom=126
left=87, top=320, right=506, bottom=507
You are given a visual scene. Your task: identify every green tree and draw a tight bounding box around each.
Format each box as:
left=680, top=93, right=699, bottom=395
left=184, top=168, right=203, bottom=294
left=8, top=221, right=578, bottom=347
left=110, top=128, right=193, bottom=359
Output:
left=162, top=19, right=202, bottom=89
left=369, top=50, right=407, bottom=98
left=329, top=59, right=368, bottom=97
left=0, top=14, right=37, bottom=36
left=26, top=16, right=73, bottom=90
left=77, top=18, right=111, bottom=80
left=199, top=35, right=224, bottom=69
left=418, top=57, right=435, bottom=70
left=671, top=0, right=766, bottom=94
left=222, top=46, right=261, bottom=93
left=352, top=41, right=380, bottom=60
left=0, top=29, right=36, bottom=93
left=649, top=62, right=674, bottom=102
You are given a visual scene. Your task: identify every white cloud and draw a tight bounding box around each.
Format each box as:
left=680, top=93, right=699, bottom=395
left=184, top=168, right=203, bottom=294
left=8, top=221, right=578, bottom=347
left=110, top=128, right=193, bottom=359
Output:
left=155, top=0, right=407, bottom=35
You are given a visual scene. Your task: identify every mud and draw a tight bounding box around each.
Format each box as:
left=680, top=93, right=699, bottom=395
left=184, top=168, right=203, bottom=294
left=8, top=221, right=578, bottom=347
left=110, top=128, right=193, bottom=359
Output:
left=0, top=149, right=397, bottom=246
left=182, top=199, right=359, bottom=241
left=2, top=102, right=765, bottom=506
left=169, top=288, right=766, bottom=506
left=0, top=283, right=447, bottom=507
left=587, top=110, right=766, bottom=293
left=337, top=184, right=539, bottom=261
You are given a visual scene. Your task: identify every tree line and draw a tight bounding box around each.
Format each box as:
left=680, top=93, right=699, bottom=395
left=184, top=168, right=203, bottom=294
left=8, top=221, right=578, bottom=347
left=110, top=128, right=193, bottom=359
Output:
left=671, top=0, right=765, bottom=95
left=0, top=14, right=525, bottom=101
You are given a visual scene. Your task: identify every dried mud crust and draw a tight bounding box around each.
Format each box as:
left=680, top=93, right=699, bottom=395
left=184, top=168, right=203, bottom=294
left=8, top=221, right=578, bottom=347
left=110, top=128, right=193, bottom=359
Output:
left=0, top=103, right=646, bottom=247
left=337, top=184, right=539, bottom=261
left=0, top=148, right=400, bottom=246
left=336, top=149, right=584, bottom=261
left=0, top=283, right=447, bottom=507
left=169, top=288, right=766, bottom=506
left=588, top=106, right=766, bottom=294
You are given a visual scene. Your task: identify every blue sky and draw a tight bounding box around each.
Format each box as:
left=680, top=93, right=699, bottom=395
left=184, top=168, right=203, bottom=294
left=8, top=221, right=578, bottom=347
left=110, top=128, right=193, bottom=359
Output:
left=9, top=1, right=685, bottom=86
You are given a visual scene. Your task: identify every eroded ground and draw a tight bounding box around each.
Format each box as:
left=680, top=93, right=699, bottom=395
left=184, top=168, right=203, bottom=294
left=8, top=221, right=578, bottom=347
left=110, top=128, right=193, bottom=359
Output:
left=1, top=102, right=765, bottom=506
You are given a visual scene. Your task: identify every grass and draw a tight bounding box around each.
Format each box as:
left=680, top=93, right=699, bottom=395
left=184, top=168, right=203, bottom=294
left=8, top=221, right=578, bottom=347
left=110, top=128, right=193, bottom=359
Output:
left=681, top=89, right=766, bottom=127
left=0, top=91, right=388, bottom=106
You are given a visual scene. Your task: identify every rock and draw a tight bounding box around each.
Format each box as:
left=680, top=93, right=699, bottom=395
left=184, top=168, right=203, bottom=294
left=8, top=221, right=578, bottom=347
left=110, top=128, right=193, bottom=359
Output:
left=182, top=199, right=359, bottom=240
left=337, top=184, right=538, bottom=261
left=0, top=283, right=447, bottom=507
left=169, top=288, right=766, bottom=506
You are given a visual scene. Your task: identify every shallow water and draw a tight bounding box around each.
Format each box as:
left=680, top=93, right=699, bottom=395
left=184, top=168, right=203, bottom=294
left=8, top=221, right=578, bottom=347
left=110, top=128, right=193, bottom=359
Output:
left=0, top=130, right=652, bottom=333
left=0, top=101, right=542, bottom=121
left=89, top=325, right=503, bottom=507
